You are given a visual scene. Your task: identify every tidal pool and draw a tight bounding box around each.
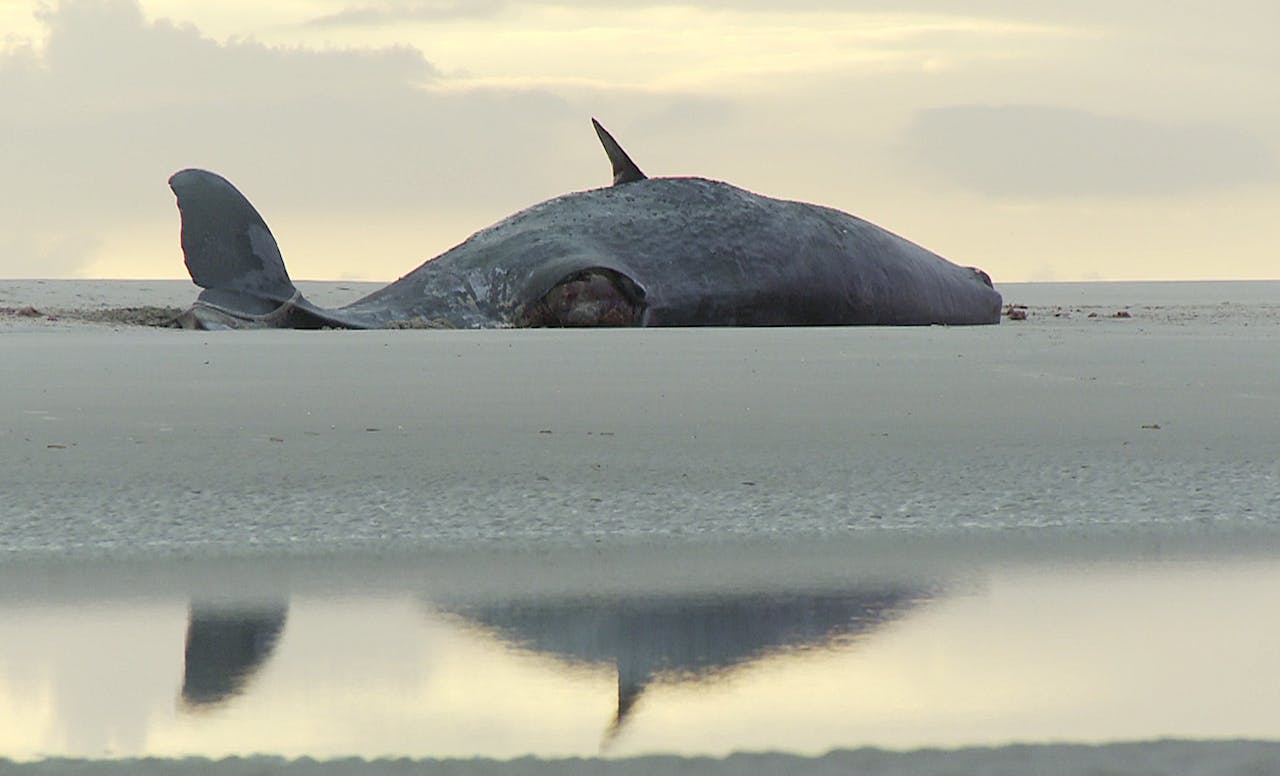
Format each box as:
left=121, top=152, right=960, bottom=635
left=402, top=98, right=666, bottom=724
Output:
left=1, top=535, right=1276, bottom=761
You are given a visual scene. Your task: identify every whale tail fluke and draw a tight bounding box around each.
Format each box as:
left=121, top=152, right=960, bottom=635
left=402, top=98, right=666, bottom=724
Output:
left=169, top=169, right=352, bottom=329
left=170, top=169, right=297, bottom=300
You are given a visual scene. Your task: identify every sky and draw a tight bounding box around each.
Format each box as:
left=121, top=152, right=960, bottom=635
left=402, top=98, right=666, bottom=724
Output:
left=1, top=0, right=1277, bottom=282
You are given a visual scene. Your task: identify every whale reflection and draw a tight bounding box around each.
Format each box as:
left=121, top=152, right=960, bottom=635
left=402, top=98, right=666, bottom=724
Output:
left=170, top=581, right=936, bottom=735
left=442, top=586, right=930, bottom=735
left=181, top=603, right=288, bottom=708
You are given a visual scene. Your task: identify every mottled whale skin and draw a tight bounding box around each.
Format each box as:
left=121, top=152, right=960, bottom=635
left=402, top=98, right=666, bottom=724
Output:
left=170, top=121, right=1001, bottom=329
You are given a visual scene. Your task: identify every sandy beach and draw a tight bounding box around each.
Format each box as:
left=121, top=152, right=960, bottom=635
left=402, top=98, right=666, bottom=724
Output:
left=3, top=279, right=1278, bottom=551
left=1, top=279, right=1278, bottom=773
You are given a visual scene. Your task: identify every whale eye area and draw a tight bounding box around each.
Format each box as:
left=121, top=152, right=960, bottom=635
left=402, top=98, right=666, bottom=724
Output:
left=519, top=269, right=645, bottom=327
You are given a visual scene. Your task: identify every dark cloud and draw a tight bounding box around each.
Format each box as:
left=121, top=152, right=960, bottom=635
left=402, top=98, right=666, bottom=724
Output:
left=906, top=105, right=1278, bottom=198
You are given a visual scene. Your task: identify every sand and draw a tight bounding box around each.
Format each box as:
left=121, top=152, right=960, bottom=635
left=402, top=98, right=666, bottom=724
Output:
left=1, top=279, right=1278, bottom=771
left=0, top=280, right=384, bottom=330
left=2, top=279, right=1278, bottom=554
left=3, top=742, right=1279, bottom=776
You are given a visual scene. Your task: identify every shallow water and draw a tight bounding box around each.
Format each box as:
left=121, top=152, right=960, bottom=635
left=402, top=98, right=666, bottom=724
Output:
left=1, top=536, right=1277, bottom=761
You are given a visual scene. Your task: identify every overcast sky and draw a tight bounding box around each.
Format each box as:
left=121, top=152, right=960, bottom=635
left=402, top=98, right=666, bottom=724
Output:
left=2, top=0, right=1277, bottom=281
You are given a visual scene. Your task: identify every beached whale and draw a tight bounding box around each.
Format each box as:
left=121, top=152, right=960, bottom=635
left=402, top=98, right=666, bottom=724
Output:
left=170, top=120, right=1001, bottom=329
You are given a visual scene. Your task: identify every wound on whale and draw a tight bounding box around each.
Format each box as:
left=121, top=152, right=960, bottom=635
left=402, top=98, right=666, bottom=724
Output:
left=170, top=119, right=1002, bottom=330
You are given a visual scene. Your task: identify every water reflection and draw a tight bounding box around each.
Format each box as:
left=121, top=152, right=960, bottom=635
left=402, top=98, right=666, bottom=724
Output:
left=442, top=587, right=927, bottom=737
left=2, top=539, right=1278, bottom=760
left=181, top=603, right=288, bottom=709
left=169, top=584, right=927, bottom=741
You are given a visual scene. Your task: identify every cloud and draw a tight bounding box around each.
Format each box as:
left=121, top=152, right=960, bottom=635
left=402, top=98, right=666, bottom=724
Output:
left=0, top=0, right=737, bottom=278
left=305, top=0, right=507, bottom=27
left=298, top=0, right=1276, bottom=21
left=906, top=105, right=1279, bottom=198
left=0, top=0, right=590, bottom=275
left=298, top=0, right=1081, bottom=32
left=2, top=0, right=1277, bottom=281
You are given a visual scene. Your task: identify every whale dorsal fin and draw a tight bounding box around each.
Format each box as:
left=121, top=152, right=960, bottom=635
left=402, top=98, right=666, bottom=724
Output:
left=592, top=118, right=647, bottom=186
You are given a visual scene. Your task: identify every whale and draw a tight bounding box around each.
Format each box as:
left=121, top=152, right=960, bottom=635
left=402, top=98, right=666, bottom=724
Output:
left=170, top=119, right=1002, bottom=329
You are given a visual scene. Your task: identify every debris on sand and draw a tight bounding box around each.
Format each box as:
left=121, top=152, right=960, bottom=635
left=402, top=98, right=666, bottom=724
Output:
left=4, top=305, right=184, bottom=327
left=76, top=306, right=184, bottom=327
left=1003, top=304, right=1029, bottom=321
left=386, top=317, right=455, bottom=329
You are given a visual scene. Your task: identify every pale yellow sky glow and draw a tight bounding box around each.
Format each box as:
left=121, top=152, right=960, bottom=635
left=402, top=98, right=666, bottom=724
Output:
left=270, top=9, right=1077, bottom=92
left=1, top=0, right=1277, bottom=281
left=120, top=3, right=1085, bottom=94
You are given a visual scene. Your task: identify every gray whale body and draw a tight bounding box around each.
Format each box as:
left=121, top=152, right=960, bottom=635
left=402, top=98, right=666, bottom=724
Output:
left=171, top=120, right=1001, bottom=329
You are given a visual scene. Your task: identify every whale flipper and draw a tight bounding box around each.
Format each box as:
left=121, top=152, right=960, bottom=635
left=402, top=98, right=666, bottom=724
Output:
left=592, top=118, right=646, bottom=186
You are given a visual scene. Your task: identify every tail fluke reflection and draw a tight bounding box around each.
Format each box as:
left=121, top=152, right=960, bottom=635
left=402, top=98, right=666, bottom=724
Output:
left=181, top=603, right=288, bottom=708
